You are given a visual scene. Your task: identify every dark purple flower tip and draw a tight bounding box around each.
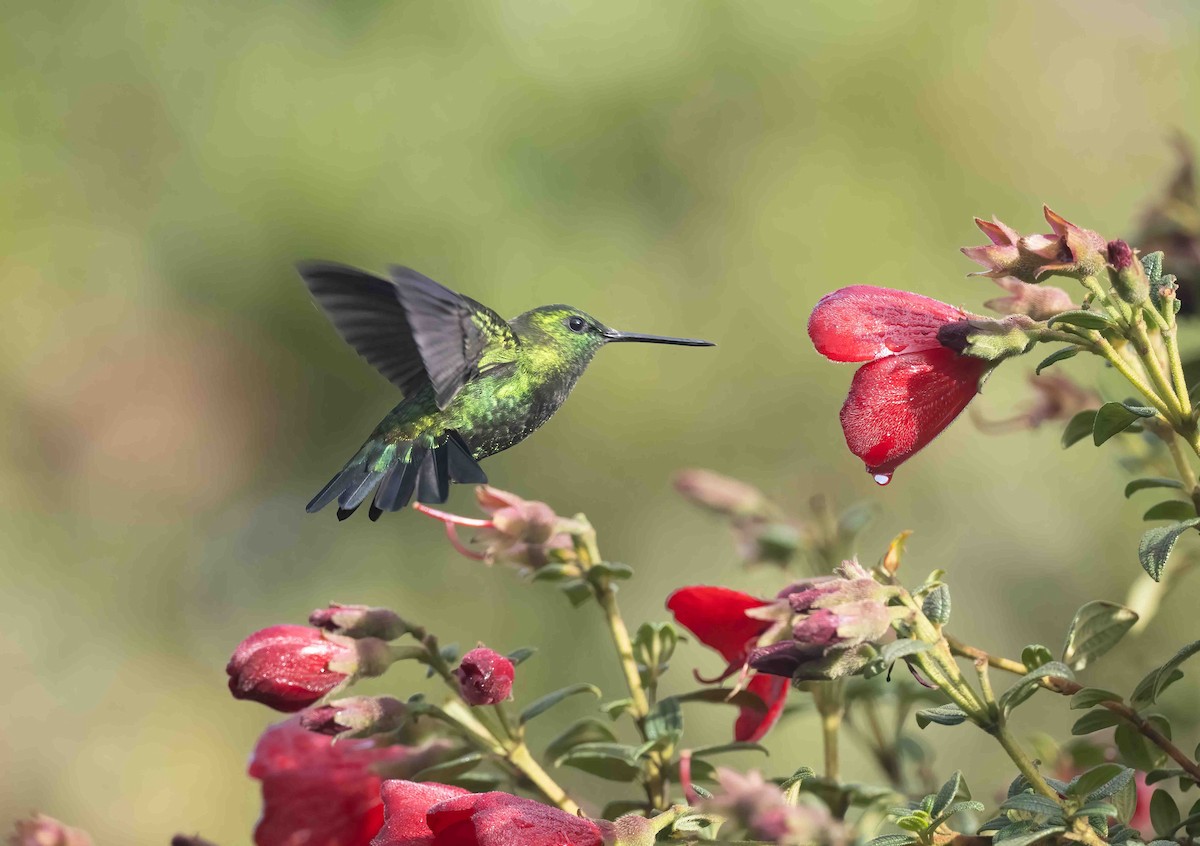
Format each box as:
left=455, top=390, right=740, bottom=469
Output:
left=1107, top=239, right=1135, bottom=270
left=454, top=647, right=515, bottom=706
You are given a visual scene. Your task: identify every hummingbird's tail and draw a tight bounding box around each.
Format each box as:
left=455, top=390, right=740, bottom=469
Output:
left=305, top=430, right=487, bottom=521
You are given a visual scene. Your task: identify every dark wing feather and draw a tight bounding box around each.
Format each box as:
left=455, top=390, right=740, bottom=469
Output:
left=298, top=262, right=430, bottom=398
left=387, top=266, right=519, bottom=409
left=298, top=261, right=518, bottom=410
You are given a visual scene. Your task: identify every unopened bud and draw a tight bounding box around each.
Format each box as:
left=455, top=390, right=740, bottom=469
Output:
left=171, top=835, right=220, bottom=846
left=674, top=469, right=768, bottom=517
left=299, top=695, right=408, bottom=738
left=1107, top=240, right=1149, bottom=305
left=937, top=316, right=1036, bottom=362
left=454, top=647, right=515, bottom=706
left=309, top=603, right=408, bottom=640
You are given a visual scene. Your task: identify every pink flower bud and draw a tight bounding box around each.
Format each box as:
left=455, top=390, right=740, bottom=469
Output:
left=9, top=814, right=93, bottom=846
left=301, top=696, right=409, bottom=738
left=309, top=604, right=409, bottom=641
left=454, top=647, right=514, bottom=706
left=673, top=469, right=768, bottom=516
left=227, top=625, right=392, bottom=712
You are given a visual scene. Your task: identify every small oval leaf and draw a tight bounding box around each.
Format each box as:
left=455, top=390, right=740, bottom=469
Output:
left=1138, top=520, right=1200, bottom=582
left=1125, top=477, right=1186, bottom=498
left=1035, top=346, right=1081, bottom=375
left=1050, top=310, right=1115, bottom=330
left=1093, top=401, right=1157, bottom=446
left=519, top=683, right=601, bottom=724
left=1062, top=600, right=1139, bottom=670
left=1143, top=500, right=1197, bottom=522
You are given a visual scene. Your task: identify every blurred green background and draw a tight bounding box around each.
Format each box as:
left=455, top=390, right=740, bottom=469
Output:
left=5, top=1, right=1200, bottom=841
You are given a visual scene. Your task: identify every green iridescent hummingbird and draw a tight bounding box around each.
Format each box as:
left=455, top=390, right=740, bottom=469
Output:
left=299, top=262, right=715, bottom=521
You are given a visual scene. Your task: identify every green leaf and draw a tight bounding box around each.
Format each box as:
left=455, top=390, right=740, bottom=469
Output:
left=558, top=579, right=594, bottom=607
left=1062, top=601, right=1139, bottom=670
left=1093, top=401, right=1157, bottom=446
left=932, top=771, right=964, bottom=816
left=1051, top=309, right=1115, bottom=330
left=1145, top=768, right=1190, bottom=786
left=1131, top=669, right=1184, bottom=708
left=1035, top=346, right=1080, bottom=375
left=932, top=801, right=986, bottom=827
left=1072, top=801, right=1119, bottom=820
left=1068, top=764, right=1130, bottom=799
left=1072, top=710, right=1123, bottom=735
left=1022, top=644, right=1054, bottom=670
left=837, top=501, right=879, bottom=540
left=1144, top=500, right=1197, bottom=521
left=643, top=698, right=683, bottom=741
left=554, top=742, right=641, bottom=782
left=1000, top=792, right=1066, bottom=818
left=1000, top=661, right=1074, bottom=716
left=671, top=687, right=770, bottom=711
left=1138, top=520, right=1200, bottom=581
left=915, top=703, right=969, bottom=729
left=1070, top=688, right=1124, bottom=709
left=922, top=585, right=951, bottom=625
left=880, top=639, right=933, bottom=664
left=1150, top=639, right=1200, bottom=702
left=1143, top=251, right=1164, bottom=284
left=506, top=647, right=537, bottom=666
left=519, top=683, right=601, bottom=724
left=410, top=751, right=484, bottom=782
left=600, top=698, right=635, bottom=720
left=690, top=741, right=769, bottom=759
left=997, top=828, right=1067, bottom=846
left=543, top=718, right=618, bottom=763
left=1151, top=789, right=1181, bottom=835
left=1126, top=477, right=1186, bottom=498
left=1115, top=723, right=1163, bottom=771
left=530, top=564, right=577, bottom=582
left=586, top=561, right=634, bottom=581
left=867, top=836, right=917, bottom=846
left=1062, top=410, right=1099, bottom=448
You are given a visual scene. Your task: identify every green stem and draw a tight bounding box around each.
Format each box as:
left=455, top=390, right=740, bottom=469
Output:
left=992, top=722, right=1059, bottom=799
left=1131, top=317, right=1184, bottom=422
left=821, top=710, right=842, bottom=781
left=1162, top=304, right=1193, bottom=417
left=1092, top=334, right=1177, bottom=422
left=1081, top=276, right=1127, bottom=327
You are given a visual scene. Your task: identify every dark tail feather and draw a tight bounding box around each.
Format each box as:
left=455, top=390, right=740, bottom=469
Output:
left=446, top=431, right=488, bottom=484
left=308, top=431, right=487, bottom=520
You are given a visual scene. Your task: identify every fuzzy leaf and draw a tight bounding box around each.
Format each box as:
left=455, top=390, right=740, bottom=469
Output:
left=1070, top=688, right=1124, bottom=709
left=410, top=752, right=484, bottom=782
left=1093, top=401, right=1157, bottom=446
left=1000, top=661, right=1074, bottom=715
left=1144, top=500, right=1197, bottom=522
left=671, top=687, right=770, bottom=711
left=690, top=741, right=769, bottom=759
left=1151, top=790, right=1181, bottom=835
left=867, top=836, right=917, bottom=846
left=554, top=742, right=641, bottom=782
left=1126, top=477, right=1186, bottom=498
left=915, top=703, right=969, bottom=729
left=1072, top=710, right=1123, bottom=735
left=1138, top=520, right=1200, bottom=582
left=1062, top=410, right=1099, bottom=448
left=922, top=585, right=952, bottom=625
left=1134, top=639, right=1200, bottom=704
left=506, top=647, right=537, bottom=666
left=1062, top=601, right=1139, bottom=670
left=1068, top=764, right=1130, bottom=799
left=1000, top=793, right=1065, bottom=818
left=1051, top=310, right=1115, bottom=330
left=932, top=771, right=964, bottom=816
left=643, top=698, right=683, bottom=741
left=519, top=683, right=601, bottom=724
left=1035, top=346, right=1080, bottom=375
left=543, top=718, right=618, bottom=763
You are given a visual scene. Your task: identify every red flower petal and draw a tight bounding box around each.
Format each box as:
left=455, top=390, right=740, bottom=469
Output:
left=733, top=674, right=789, bottom=743
left=371, top=781, right=468, bottom=846
left=250, top=716, right=413, bottom=846
left=666, top=586, right=772, bottom=667
left=808, top=286, right=968, bottom=363
left=228, top=625, right=351, bottom=713
left=840, top=347, right=989, bottom=477
left=426, top=792, right=605, bottom=846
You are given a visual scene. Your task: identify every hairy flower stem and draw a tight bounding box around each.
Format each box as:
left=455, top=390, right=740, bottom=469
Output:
left=945, top=636, right=1200, bottom=785
left=1091, top=333, right=1179, bottom=423
left=572, top=515, right=668, bottom=810
left=1161, top=304, right=1193, bottom=417
left=821, top=710, right=842, bottom=781
left=990, top=722, right=1059, bottom=800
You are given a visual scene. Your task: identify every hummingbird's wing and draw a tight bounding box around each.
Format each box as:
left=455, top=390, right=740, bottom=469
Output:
left=298, top=262, right=518, bottom=410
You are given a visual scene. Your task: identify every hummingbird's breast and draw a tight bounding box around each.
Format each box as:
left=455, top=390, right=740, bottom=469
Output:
left=449, top=361, right=583, bottom=459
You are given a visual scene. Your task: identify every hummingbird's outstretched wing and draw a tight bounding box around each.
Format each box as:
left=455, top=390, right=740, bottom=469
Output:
left=298, top=262, right=518, bottom=409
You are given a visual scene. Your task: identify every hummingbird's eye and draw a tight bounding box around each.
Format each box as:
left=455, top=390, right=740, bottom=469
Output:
left=567, top=316, right=587, bottom=333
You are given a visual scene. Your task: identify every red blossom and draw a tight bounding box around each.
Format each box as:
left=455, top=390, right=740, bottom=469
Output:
left=809, top=286, right=993, bottom=480
left=227, top=625, right=356, bottom=712
left=250, top=716, right=415, bottom=846
left=454, top=647, right=515, bottom=706
left=372, top=784, right=613, bottom=846
left=666, top=586, right=787, bottom=741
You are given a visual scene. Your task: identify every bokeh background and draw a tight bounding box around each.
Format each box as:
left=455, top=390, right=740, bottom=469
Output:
left=5, top=1, right=1200, bottom=841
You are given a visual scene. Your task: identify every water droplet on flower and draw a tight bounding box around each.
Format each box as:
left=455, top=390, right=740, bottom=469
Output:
left=872, top=472, right=892, bottom=486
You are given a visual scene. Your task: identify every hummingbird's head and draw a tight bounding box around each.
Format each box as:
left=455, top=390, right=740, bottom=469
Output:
left=512, top=305, right=715, bottom=371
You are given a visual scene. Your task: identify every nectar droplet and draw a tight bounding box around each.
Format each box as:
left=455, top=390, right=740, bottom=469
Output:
left=872, top=472, right=892, bottom=486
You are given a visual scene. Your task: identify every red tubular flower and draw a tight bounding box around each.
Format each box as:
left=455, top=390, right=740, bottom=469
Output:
left=666, top=586, right=788, bottom=742
left=426, top=791, right=610, bottom=846
left=371, top=782, right=468, bottom=846
left=808, top=285, right=992, bottom=482
left=454, top=647, right=515, bottom=706
left=250, top=716, right=416, bottom=846
left=227, top=625, right=359, bottom=712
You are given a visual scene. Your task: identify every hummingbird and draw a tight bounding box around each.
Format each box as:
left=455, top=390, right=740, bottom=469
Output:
left=298, top=262, right=715, bottom=520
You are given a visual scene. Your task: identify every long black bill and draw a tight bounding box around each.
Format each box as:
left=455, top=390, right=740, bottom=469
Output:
left=602, top=328, right=715, bottom=347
